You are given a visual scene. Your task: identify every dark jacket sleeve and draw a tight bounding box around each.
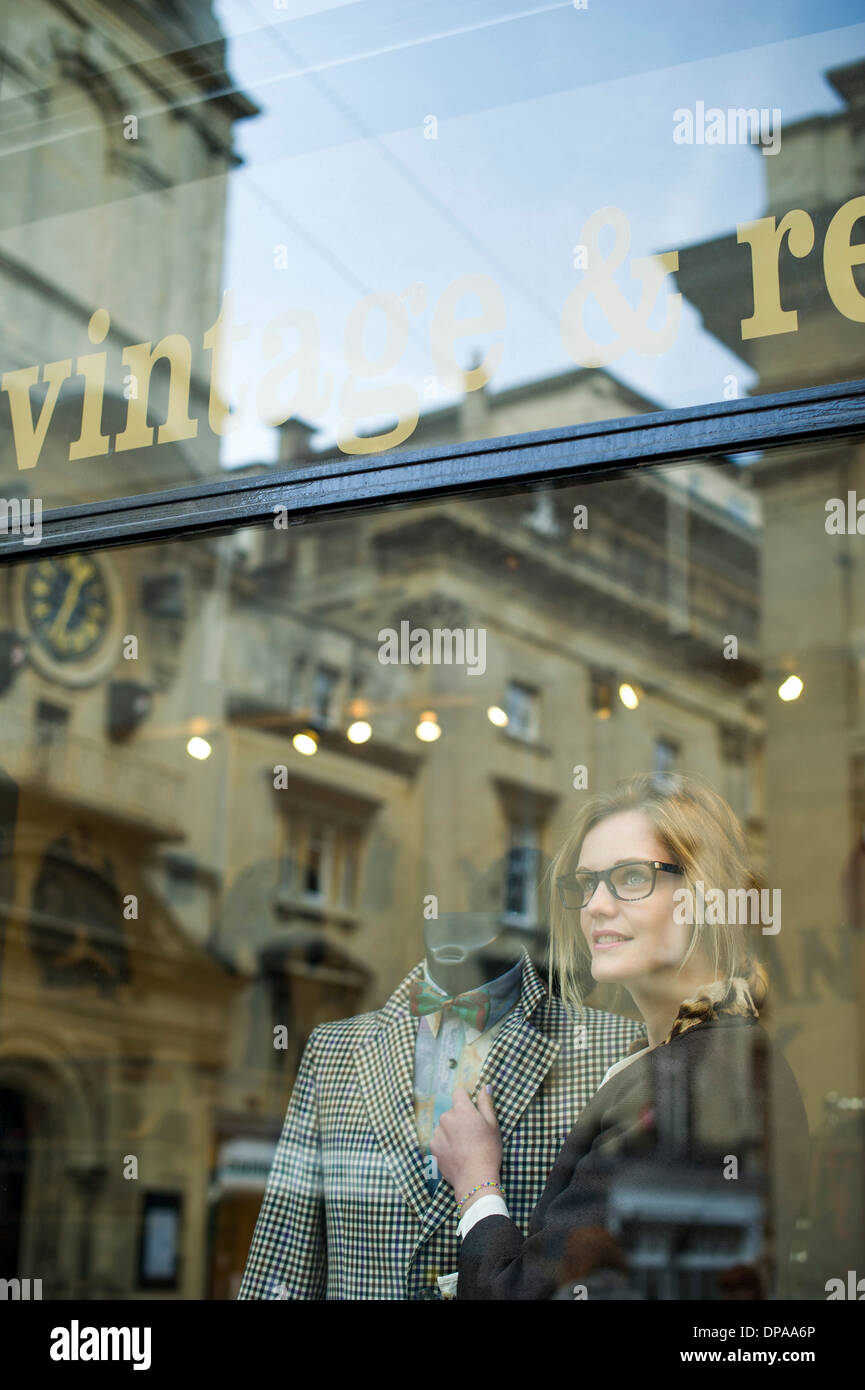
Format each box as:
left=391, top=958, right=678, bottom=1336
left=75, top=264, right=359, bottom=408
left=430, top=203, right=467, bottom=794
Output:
left=458, top=1038, right=658, bottom=1299
left=458, top=1020, right=809, bottom=1301
left=237, top=1029, right=326, bottom=1299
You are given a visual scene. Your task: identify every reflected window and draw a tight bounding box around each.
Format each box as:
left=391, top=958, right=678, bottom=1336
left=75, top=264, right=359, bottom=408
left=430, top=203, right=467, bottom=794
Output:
left=338, top=833, right=359, bottom=910
left=277, top=814, right=360, bottom=916
left=654, top=737, right=679, bottom=773
left=312, top=666, right=340, bottom=727
left=505, top=681, right=539, bottom=741
left=304, top=824, right=326, bottom=901
left=504, top=824, right=540, bottom=925
left=35, top=701, right=68, bottom=751
left=278, top=833, right=295, bottom=894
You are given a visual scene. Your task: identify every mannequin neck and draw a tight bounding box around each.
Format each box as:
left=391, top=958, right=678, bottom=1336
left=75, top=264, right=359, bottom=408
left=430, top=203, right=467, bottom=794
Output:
left=426, top=953, right=520, bottom=997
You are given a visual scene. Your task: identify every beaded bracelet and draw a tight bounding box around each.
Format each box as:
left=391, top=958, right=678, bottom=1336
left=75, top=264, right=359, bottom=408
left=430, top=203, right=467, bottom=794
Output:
left=456, top=1180, right=504, bottom=1213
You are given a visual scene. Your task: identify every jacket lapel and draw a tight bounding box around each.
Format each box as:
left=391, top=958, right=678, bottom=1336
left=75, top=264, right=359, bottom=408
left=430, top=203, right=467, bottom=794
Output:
left=415, top=953, right=559, bottom=1246
left=473, top=1006, right=560, bottom=1142
left=354, top=964, right=431, bottom=1224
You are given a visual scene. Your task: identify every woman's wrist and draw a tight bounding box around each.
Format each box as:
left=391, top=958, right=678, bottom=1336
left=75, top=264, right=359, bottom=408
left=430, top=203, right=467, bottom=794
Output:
left=455, top=1175, right=503, bottom=1216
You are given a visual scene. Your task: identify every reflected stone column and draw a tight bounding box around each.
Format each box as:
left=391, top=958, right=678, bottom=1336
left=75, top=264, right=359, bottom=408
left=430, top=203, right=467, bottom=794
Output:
left=67, top=1164, right=107, bottom=1300
left=666, top=488, right=690, bottom=637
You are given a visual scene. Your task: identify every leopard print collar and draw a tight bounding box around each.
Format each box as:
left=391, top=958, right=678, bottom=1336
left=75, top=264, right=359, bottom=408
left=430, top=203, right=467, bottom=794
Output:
left=625, top=975, right=759, bottom=1056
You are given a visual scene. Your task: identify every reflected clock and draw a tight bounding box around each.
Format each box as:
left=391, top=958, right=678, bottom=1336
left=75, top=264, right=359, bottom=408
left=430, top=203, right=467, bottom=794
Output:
left=17, top=552, right=124, bottom=685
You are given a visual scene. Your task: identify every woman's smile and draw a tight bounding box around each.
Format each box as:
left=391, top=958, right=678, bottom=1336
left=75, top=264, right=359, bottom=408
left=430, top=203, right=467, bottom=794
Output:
left=591, top=930, right=632, bottom=950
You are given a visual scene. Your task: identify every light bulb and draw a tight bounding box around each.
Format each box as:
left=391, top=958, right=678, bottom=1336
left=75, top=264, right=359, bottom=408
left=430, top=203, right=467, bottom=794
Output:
left=778, top=675, right=803, bottom=702
left=415, top=711, right=441, bottom=742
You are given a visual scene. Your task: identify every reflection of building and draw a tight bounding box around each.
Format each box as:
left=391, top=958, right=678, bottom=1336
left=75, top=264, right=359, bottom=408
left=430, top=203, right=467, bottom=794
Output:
left=0, top=390, right=767, bottom=1298
left=0, top=4, right=774, bottom=1301
left=0, top=0, right=258, bottom=1299
left=677, top=56, right=865, bottom=1288
left=0, top=0, right=257, bottom=506
left=228, top=371, right=766, bottom=993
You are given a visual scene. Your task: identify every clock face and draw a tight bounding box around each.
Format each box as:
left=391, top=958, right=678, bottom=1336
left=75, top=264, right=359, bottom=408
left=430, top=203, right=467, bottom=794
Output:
left=24, top=554, right=112, bottom=664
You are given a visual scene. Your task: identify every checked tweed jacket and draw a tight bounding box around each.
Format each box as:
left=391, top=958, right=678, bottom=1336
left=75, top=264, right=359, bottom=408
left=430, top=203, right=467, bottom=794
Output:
left=237, top=951, right=644, bottom=1300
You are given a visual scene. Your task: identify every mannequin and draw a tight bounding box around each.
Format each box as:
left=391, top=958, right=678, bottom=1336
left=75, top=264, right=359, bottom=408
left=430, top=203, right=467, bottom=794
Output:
left=423, top=912, right=524, bottom=997
left=412, top=912, right=531, bottom=1213
left=239, top=905, right=644, bottom=1298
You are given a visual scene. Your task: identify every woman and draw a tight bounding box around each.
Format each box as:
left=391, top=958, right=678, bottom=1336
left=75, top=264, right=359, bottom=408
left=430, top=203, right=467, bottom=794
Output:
left=430, top=773, right=810, bottom=1300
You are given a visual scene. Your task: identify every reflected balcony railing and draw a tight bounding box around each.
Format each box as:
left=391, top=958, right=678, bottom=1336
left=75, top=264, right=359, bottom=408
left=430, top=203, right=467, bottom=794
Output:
left=0, top=718, right=185, bottom=839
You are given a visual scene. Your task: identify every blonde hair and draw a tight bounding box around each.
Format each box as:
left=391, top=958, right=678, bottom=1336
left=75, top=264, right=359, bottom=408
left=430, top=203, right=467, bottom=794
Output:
left=548, top=772, right=768, bottom=1012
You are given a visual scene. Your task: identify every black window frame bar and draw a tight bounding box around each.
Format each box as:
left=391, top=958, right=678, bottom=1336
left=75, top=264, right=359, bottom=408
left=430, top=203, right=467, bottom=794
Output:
left=2, top=377, right=865, bottom=562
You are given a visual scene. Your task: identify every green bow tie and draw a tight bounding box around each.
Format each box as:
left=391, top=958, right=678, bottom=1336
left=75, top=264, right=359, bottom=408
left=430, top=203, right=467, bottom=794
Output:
left=408, top=979, right=490, bottom=1032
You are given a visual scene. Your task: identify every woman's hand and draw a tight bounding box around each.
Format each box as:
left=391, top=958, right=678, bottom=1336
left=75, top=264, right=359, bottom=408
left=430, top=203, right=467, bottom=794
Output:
left=430, top=1086, right=502, bottom=1207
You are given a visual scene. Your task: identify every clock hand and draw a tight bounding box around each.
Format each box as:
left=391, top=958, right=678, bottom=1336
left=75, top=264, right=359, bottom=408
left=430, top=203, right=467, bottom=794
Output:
left=46, top=564, right=90, bottom=644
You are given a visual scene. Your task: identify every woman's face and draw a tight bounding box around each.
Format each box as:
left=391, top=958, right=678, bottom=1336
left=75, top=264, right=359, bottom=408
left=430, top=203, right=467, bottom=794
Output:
left=578, top=809, right=691, bottom=989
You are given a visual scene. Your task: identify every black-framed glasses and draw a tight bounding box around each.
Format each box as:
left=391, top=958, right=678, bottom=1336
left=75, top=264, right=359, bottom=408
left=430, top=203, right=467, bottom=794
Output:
left=556, top=860, right=683, bottom=910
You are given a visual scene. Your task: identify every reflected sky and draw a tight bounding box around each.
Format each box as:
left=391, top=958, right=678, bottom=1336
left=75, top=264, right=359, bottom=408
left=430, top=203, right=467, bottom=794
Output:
left=211, top=0, right=864, bottom=463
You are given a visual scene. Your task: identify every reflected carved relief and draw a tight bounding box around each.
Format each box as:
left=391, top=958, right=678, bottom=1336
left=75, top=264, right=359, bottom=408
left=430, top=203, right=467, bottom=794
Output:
left=387, top=596, right=472, bottom=634
left=28, top=831, right=131, bottom=993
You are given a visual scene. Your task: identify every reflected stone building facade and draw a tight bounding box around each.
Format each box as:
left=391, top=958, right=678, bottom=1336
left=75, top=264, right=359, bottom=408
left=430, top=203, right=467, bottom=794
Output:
left=677, top=56, right=865, bottom=1287
left=0, top=0, right=258, bottom=1299
left=1, top=0, right=837, bottom=1302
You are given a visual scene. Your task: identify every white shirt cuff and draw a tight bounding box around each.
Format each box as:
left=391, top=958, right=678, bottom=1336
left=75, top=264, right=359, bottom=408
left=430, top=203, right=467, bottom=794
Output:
left=457, top=1192, right=509, bottom=1239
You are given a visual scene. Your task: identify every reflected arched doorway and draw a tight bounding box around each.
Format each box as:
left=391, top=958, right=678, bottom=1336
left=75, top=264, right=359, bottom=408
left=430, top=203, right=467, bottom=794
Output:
left=0, top=1086, right=28, bottom=1273
left=0, top=1051, right=100, bottom=1297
